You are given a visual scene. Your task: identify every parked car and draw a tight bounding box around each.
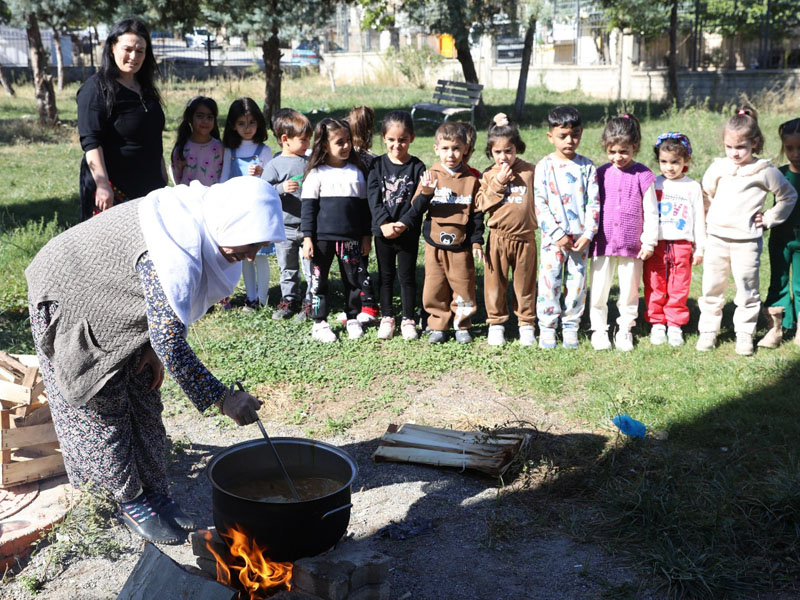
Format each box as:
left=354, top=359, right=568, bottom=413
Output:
left=185, top=28, right=218, bottom=49
left=291, top=41, right=321, bottom=66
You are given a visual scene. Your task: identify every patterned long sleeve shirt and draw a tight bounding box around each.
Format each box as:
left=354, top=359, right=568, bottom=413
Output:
left=136, top=252, right=227, bottom=412
left=533, top=153, right=599, bottom=246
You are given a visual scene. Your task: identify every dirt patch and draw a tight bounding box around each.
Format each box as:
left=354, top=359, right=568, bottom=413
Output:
left=2, top=375, right=657, bottom=600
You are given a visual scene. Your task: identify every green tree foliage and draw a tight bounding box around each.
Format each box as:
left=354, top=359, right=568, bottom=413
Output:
left=703, top=0, right=799, bottom=39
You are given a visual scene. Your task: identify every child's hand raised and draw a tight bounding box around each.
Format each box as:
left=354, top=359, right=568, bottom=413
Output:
left=420, top=170, right=437, bottom=191
left=496, top=162, right=513, bottom=185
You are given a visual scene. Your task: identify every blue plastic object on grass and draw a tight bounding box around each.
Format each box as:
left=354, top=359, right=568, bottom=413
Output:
left=612, top=414, right=646, bottom=438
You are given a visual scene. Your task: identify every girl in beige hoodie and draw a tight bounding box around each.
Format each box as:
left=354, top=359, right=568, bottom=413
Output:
left=696, top=106, right=798, bottom=355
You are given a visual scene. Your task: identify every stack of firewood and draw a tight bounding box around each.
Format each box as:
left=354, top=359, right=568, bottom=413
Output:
left=0, top=352, right=65, bottom=488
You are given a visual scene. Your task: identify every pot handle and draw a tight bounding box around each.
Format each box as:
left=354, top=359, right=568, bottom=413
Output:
left=321, top=503, right=352, bottom=520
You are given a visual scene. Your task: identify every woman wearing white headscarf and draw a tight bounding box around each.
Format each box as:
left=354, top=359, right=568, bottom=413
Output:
left=26, top=177, right=285, bottom=544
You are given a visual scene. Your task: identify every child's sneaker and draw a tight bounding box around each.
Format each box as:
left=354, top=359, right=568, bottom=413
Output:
left=519, top=325, right=536, bottom=346
left=667, top=326, right=684, bottom=347
left=294, top=302, right=312, bottom=322
left=538, top=327, right=557, bottom=349
left=401, top=319, right=418, bottom=340
left=272, top=300, right=296, bottom=320
left=219, top=297, right=232, bottom=310
left=650, top=324, right=667, bottom=345
left=346, top=319, right=364, bottom=339
left=357, top=307, right=379, bottom=326
left=562, top=328, right=579, bottom=349
left=735, top=332, right=754, bottom=356
left=335, top=312, right=348, bottom=325
left=615, top=329, right=634, bottom=352
left=377, top=317, right=395, bottom=340
left=311, top=321, right=337, bottom=343
left=695, top=332, right=717, bottom=352
left=591, top=330, right=611, bottom=350
left=241, top=299, right=261, bottom=313
left=455, top=329, right=473, bottom=344
left=487, top=324, right=505, bottom=346
left=428, top=330, right=447, bottom=344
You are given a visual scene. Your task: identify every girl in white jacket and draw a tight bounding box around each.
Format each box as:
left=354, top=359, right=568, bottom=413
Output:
left=696, top=105, right=798, bottom=355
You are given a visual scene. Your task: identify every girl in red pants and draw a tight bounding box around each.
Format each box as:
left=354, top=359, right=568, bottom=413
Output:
left=644, top=133, right=706, bottom=346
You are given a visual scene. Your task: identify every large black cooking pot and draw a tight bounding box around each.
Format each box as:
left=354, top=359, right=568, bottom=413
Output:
left=207, top=438, right=357, bottom=562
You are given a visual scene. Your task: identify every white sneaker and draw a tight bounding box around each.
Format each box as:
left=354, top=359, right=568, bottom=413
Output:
left=519, top=325, right=536, bottom=346
left=591, top=330, right=611, bottom=351
left=667, top=326, right=684, bottom=347
left=735, top=332, right=754, bottom=356
left=650, top=324, right=667, bottom=345
left=346, top=319, right=364, bottom=339
left=615, top=329, right=634, bottom=352
left=696, top=332, right=717, bottom=352
left=487, top=324, right=506, bottom=346
left=400, top=318, right=418, bottom=340
left=538, top=327, right=557, bottom=349
left=562, top=328, right=579, bottom=349
left=377, top=317, right=395, bottom=340
left=356, top=311, right=378, bottom=326
left=312, top=321, right=337, bottom=343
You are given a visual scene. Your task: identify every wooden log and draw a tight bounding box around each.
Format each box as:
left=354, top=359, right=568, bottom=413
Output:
left=118, top=543, right=237, bottom=600
left=400, top=423, right=526, bottom=444
left=378, top=432, right=517, bottom=458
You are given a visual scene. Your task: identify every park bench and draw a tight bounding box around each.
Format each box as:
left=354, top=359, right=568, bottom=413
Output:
left=410, top=79, right=484, bottom=126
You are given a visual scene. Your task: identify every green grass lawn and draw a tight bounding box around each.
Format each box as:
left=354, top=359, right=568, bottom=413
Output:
left=2, top=75, right=799, bottom=598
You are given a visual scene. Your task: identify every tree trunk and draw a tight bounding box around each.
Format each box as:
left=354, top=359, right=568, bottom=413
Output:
left=513, top=15, right=536, bottom=122
left=26, top=12, right=58, bottom=127
left=0, top=62, right=15, bottom=97
left=667, top=0, right=681, bottom=106
left=262, top=28, right=282, bottom=126
left=53, top=29, right=64, bottom=91
left=453, top=32, right=485, bottom=122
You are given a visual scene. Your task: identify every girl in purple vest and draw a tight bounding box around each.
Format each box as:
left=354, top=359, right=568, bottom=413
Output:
left=589, top=114, right=659, bottom=351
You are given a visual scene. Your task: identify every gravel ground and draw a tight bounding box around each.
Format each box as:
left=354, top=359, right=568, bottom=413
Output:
left=2, top=376, right=659, bottom=600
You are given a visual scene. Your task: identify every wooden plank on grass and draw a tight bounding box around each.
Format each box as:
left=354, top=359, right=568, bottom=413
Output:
left=373, top=445, right=504, bottom=475
left=379, top=432, right=517, bottom=458
left=2, top=423, right=59, bottom=450
left=1, top=453, right=65, bottom=487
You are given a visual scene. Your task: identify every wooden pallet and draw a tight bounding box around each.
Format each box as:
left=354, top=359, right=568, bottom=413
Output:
left=372, top=423, right=530, bottom=477
left=0, top=353, right=65, bottom=488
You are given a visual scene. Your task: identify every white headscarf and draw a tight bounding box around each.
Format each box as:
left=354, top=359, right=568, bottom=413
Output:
left=138, top=177, right=285, bottom=325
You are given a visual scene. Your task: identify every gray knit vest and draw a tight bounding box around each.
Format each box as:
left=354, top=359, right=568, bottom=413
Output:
left=26, top=199, right=150, bottom=407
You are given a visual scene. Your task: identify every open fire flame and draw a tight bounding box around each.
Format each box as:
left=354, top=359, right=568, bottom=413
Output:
left=205, top=525, right=293, bottom=599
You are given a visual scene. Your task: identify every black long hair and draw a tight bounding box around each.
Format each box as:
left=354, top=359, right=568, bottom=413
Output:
left=222, top=97, right=267, bottom=149
left=172, top=96, right=220, bottom=162
left=305, top=118, right=365, bottom=178
left=97, top=18, right=161, bottom=114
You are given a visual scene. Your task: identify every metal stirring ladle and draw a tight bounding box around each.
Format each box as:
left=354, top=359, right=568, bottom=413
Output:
left=230, top=382, right=301, bottom=501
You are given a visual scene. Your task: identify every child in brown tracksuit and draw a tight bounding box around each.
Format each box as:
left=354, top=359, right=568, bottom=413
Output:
left=476, top=113, right=538, bottom=347
left=392, top=122, right=484, bottom=343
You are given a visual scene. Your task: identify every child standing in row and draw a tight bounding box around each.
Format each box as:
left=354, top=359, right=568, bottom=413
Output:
left=759, top=118, right=800, bottom=347
left=301, top=119, right=371, bottom=343
left=534, top=106, right=599, bottom=349
left=477, top=113, right=538, bottom=347
left=644, top=133, right=705, bottom=347
left=170, top=96, right=223, bottom=186
left=263, top=109, right=314, bottom=321
left=367, top=110, right=426, bottom=340
left=589, top=114, right=659, bottom=351
left=221, top=97, right=274, bottom=310
left=403, top=122, right=484, bottom=344
left=697, top=107, right=798, bottom=355
left=346, top=106, right=380, bottom=325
